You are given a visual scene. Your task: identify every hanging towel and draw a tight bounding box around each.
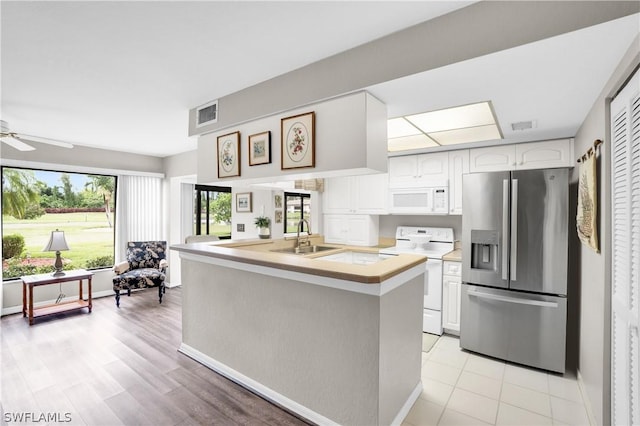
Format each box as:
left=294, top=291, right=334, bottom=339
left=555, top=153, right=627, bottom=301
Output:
left=577, top=151, right=599, bottom=252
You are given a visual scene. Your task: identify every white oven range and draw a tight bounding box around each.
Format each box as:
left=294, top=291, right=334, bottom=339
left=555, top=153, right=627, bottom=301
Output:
left=379, top=226, right=455, bottom=335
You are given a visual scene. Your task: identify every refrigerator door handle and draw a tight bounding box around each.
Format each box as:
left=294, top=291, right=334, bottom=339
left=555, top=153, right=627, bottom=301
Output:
left=468, top=289, right=558, bottom=308
left=511, top=179, right=518, bottom=281
left=502, top=179, right=509, bottom=281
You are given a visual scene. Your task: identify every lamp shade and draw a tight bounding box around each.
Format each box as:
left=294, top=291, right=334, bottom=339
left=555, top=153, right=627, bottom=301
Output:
left=43, top=229, right=70, bottom=252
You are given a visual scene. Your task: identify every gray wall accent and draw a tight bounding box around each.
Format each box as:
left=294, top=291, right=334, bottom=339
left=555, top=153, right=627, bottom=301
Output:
left=197, top=92, right=387, bottom=185
left=572, top=34, right=640, bottom=426
left=1, top=139, right=163, bottom=174
left=163, top=149, right=197, bottom=178
left=181, top=257, right=422, bottom=425
left=190, top=1, right=639, bottom=135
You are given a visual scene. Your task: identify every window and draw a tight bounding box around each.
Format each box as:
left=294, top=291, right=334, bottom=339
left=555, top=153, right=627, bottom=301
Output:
left=2, top=166, right=116, bottom=280
left=284, top=192, right=311, bottom=233
left=194, top=185, right=231, bottom=239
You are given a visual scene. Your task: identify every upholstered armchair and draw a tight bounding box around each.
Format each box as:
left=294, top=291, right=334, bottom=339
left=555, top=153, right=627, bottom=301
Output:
left=112, top=241, right=168, bottom=308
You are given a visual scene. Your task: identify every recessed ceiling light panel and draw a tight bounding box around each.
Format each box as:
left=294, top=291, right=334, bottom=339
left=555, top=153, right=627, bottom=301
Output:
left=387, top=117, right=421, bottom=138
left=405, top=101, right=497, bottom=133
left=388, top=134, right=438, bottom=152
left=429, top=124, right=502, bottom=145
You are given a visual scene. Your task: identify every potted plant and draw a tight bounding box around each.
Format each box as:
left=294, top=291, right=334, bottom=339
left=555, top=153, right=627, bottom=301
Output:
left=254, top=216, right=271, bottom=239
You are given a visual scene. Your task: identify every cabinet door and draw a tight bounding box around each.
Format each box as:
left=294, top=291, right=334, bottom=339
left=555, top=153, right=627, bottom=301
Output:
left=443, top=275, right=462, bottom=333
left=346, top=215, right=379, bottom=246
left=354, top=173, right=388, bottom=214
left=448, top=150, right=469, bottom=215
left=324, top=215, right=347, bottom=243
left=469, top=145, right=516, bottom=172
left=416, top=152, right=449, bottom=185
left=323, top=176, right=352, bottom=213
left=388, top=156, right=418, bottom=187
left=515, top=139, right=573, bottom=170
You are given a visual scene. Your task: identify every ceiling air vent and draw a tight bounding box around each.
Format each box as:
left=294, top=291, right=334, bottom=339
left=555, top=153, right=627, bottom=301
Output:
left=511, top=120, right=537, bottom=131
left=196, top=100, right=218, bottom=127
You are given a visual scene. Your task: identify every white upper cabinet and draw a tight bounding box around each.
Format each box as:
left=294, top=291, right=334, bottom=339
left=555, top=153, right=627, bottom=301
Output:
left=323, top=173, right=388, bottom=214
left=323, top=214, right=379, bottom=246
left=469, top=144, right=516, bottom=172
left=515, top=138, right=574, bottom=170
left=469, top=139, right=574, bottom=173
left=448, top=150, right=469, bottom=215
left=389, top=152, right=449, bottom=187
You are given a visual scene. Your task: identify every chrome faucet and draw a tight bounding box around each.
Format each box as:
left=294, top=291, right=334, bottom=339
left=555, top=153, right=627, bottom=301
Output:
left=296, top=219, right=312, bottom=250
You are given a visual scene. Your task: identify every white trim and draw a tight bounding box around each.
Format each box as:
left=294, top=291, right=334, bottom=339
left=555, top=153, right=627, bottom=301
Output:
left=578, top=370, right=598, bottom=426
left=179, top=343, right=339, bottom=426
left=178, top=251, right=425, bottom=296
left=0, top=158, right=164, bottom=178
left=391, top=382, right=423, bottom=426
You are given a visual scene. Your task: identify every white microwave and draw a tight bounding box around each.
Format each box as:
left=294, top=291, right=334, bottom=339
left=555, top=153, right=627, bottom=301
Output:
left=389, top=186, right=448, bottom=214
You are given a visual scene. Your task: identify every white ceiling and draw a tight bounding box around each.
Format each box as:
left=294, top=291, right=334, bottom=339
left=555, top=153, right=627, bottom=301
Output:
left=0, top=0, right=474, bottom=157
left=1, top=2, right=638, bottom=158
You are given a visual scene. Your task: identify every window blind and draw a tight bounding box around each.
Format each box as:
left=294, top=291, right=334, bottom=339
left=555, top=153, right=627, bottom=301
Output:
left=611, top=67, right=640, bottom=426
left=115, top=175, right=163, bottom=261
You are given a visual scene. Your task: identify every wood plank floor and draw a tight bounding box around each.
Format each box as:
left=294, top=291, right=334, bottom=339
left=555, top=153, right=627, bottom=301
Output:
left=0, top=287, right=310, bottom=426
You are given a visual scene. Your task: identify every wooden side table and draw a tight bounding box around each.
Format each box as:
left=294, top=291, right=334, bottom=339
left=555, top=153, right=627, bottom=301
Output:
left=21, top=269, right=93, bottom=325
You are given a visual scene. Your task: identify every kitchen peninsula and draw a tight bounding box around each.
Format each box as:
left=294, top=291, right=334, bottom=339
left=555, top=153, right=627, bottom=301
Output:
left=171, top=237, right=427, bottom=426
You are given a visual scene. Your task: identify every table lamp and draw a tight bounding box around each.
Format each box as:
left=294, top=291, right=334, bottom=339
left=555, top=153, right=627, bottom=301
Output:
left=43, top=229, right=70, bottom=276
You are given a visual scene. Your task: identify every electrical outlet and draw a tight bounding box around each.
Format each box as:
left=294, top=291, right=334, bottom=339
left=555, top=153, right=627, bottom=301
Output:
left=237, top=224, right=245, bottom=232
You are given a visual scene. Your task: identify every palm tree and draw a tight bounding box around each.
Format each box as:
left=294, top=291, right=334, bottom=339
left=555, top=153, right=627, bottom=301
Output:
left=85, top=175, right=115, bottom=227
left=1, top=168, right=39, bottom=219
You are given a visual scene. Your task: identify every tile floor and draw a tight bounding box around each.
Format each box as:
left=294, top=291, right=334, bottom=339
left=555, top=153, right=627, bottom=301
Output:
left=404, top=335, right=591, bottom=426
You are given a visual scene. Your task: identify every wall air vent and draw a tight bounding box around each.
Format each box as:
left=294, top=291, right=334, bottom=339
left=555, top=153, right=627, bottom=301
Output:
left=196, top=100, right=218, bottom=127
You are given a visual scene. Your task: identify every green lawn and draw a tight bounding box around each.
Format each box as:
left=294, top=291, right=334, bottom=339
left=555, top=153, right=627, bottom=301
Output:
left=3, top=212, right=114, bottom=266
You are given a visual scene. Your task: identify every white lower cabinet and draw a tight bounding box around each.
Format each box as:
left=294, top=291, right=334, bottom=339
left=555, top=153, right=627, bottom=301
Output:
left=442, top=260, right=462, bottom=334
left=323, top=214, right=379, bottom=246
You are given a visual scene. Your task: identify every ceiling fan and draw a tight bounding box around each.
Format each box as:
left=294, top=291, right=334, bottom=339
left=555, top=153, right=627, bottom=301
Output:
left=0, top=120, right=74, bottom=151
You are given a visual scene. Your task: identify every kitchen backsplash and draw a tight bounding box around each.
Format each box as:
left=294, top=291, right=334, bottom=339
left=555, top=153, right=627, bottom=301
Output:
left=379, top=215, right=462, bottom=240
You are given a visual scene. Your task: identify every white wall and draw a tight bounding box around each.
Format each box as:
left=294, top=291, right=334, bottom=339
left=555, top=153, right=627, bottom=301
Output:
left=572, top=34, right=640, bottom=426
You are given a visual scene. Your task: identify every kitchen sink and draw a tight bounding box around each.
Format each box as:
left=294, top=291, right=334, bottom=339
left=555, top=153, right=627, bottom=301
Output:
left=270, top=245, right=339, bottom=255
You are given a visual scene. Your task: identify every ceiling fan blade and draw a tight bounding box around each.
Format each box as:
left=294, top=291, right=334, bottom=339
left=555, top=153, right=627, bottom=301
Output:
left=19, top=133, right=74, bottom=149
left=1, top=135, right=36, bottom=151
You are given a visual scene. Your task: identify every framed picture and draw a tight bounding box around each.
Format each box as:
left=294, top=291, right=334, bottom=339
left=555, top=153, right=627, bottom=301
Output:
left=248, top=131, right=271, bottom=166
left=281, top=111, right=315, bottom=170
left=274, top=194, right=282, bottom=209
left=217, top=131, right=241, bottom=178
left=274, top=210, right=283, bottom=224
left=236, top=192, right=252, bottom=212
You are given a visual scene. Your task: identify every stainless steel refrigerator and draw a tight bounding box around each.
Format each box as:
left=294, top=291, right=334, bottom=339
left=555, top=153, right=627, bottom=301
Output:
left=460, top=168, right=569, bottom=373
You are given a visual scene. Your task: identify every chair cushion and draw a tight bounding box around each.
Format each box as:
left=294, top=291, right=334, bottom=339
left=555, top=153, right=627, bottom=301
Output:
left=113, top=268, right=166, bottom=291
left=127, top=241, right=167, bottom=270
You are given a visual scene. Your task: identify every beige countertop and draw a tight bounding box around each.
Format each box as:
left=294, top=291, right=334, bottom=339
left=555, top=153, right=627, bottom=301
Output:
left=171, top=236, right=427, bottom=284
left=442, top=248, right=462, bottom=262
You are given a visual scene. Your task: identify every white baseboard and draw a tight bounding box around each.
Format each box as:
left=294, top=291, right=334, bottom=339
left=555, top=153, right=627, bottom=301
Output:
left=577, top=370, right=598, bottom=426
left=179, top=342, right=421, bottom=426
left=391, top=382, right=422, bottom=426
left=179, top=343, right=339, bottom=426
left=1, top=290, right=114, bottom=316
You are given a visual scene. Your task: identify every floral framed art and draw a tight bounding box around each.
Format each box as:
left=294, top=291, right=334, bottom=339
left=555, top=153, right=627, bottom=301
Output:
left=281, top=111, right=315, bottom=170
left=248, top=131, right=271, bottom=166
left=236, top=192, right=252, bottom=212
left=217, top=131, right=240, bottom=178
